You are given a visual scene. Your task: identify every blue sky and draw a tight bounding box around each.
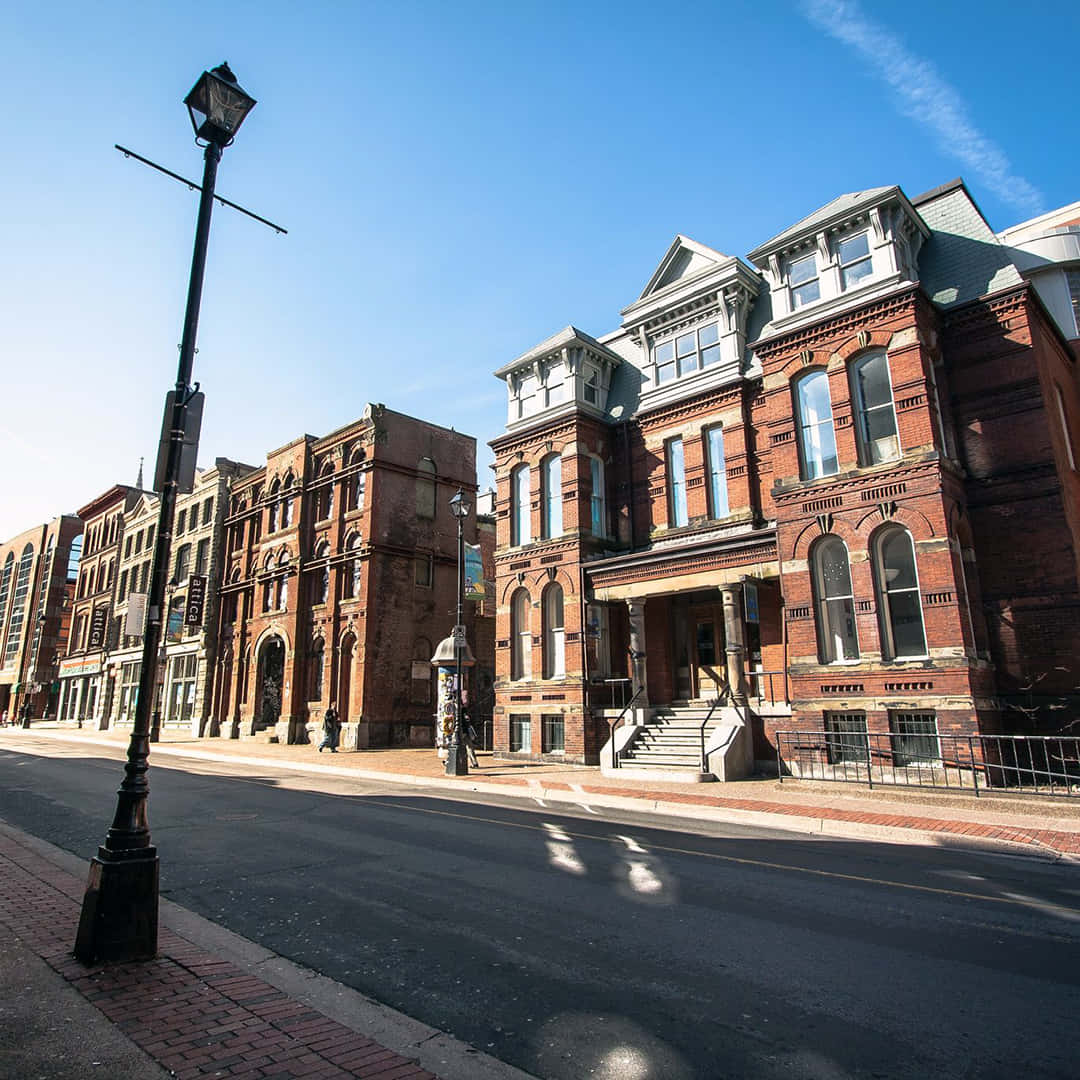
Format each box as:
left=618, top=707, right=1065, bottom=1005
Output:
left=2, top=0, right=1076, bottom=539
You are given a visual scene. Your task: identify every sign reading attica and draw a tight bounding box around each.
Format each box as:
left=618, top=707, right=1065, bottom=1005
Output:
left=185, top=575, right=208, bottom=627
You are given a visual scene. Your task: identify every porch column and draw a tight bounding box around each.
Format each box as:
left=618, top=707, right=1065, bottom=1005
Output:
left=721, top=585, right=748, bottom=704
left=626, top=598, right=649, bottom=708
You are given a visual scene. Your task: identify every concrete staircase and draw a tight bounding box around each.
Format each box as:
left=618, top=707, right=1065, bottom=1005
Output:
left=617, top=705, right=717, bottom=781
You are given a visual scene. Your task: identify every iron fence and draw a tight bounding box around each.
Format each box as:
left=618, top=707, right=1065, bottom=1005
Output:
left=776, top=730, right=1080, bottom=798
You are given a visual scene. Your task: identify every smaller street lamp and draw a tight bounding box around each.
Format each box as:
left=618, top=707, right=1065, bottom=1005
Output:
left=445, top=488, right=472, bottom=776
left=184, top=63, right=256, bottom=147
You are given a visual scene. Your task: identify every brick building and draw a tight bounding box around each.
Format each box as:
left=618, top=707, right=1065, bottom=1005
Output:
left=105, top=458, right=254, bottom=734
left=57, top=485, right=142, bottom=726
left=489, top=179, right=1080, bottom=771
left=0, top=515, right=83, bottom=721
left=210, top=404, right=482, bottom=748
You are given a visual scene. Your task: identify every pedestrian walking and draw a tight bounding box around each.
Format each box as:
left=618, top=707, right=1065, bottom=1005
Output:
left=20, top=701, right=32, bottom=728
left=460, top=698, right=480, bottom=768
left=0, top=708, right=7, bottom=727
left=318, top=702, right=340, bottom=753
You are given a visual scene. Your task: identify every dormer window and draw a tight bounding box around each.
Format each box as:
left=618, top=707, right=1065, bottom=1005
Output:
left=653, top=320, right=720, bottom=384
left=838, top=231, right=872, bottom=290
left=545, top=367, right=565, bottom=407
left=583, top=368, right=598, bottom=405
left=517, top=372, right=539, bottom=418
left=789, top=252, right=820, bottom=308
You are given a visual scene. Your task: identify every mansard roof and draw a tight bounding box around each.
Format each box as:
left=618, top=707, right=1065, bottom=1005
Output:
left=747, top=186, right=900, bottom=264
left=494, top=325, right=622, bottom=379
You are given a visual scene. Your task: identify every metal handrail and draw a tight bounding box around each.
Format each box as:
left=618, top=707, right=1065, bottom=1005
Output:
left=608, top=686, right=644, bottom=769
left=747, top=669, right=788, bottom=706
left=698, top=670, right=732, bottom=774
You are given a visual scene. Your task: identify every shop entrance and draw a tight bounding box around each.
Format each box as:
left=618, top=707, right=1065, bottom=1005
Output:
left=255, top=637, right=285, bottom=730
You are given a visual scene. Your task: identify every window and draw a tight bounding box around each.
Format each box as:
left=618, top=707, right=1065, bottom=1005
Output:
left=282, top=493, right=294, bottom=528
left=414, top=554, right=432, bottom=587
left=889, top=711, right=939, bottom=766
left=590, top=458, right=606, bottom=537
left=516, top=372, right=539, bottom=418
left=788, top=250, right=820, bottom=307
left=542, top=583, right=565, bottom=679
left=545, top=366, right=565, bottom=407
left=268, top=481, right=280, bottom=532
left=177, top=509, right=187, bottom=535
left=353, top=470, right=367, bottom=512
left=542, top=454, right=562, bottom=539
left=116, top=660, right=141, bottom=725
left=0, top=553, right=13, bottom=636
left=343, top=535, right=363, bottom=599
left=705, top=427, right=728, bottom=518
left=124, top=536, right=133, bottom=559
left=812, top=537, right=859, bottom=663
left=509, top=713, right=531, bottom=752
left=587, top=603, right=611, bottom=677
left=417, top=457, right=436, bottom=519
left=276, top=554, right=290, bottom=610
left=118, top=569, right=128, bottom=598
left=837, top=231, right=872, bottom=290
left=174, top=544, right=191, bottom=583
left=165, top=653, right=198, bottom=725
left=825, top=711, right=868, bottom=764
left=195, top=538, right=210, bottom=578
left=667, top=437, right=688, bottom=528
left=653, top=320, right=720, bottom=384
left=874, top=527, right=927, bottom=659
left=308, top=639, right=325, bottom=700
left=542, top=714, right=565, bottom=753
left=315, top=466, right=334, bottom=520
left=511, top=464, right=531, bottom=546
left=202, top=498, right=213, bottom=526
left=146, top=525, right=155, bottom=550
left=584, top=368, right=599, bottom=405
left=2, top=544, right=34, bottom=666
left=795, top=370, right=839, bottom=479
left=134, top=530, right=143, bottom=553
left=511, top=588, right=531, bottom=680
left=851, top=352, right=900, bottom=465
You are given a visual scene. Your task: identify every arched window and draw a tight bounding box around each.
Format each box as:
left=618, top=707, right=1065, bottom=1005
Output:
left=0, top=552, right=15, bottom=645
left=541, top=454, right=562, bottom=539
left=511, top=587, right=532, bottom=680
left=268, top=479, right=280, bottom=532
left=316, top=463, right=334, bottom=520
left=811, top=536, right=859, bottom=663
left=511, top=464, right=531, bottom=546
left=873, top=527, right=927, bottom=659
left=308, top=638, right=325, bottom=701
left=348, top=449, right=366, bottom=511
left=851, top=351, right=900, bottom=465
left=795, top=370, right=839, bottom=480
left=416, top=457, right=436, bottom=518
left=276, top=552, right=290, bottom=609
left=314, top=541, right=330, bottom=605
left=282, top=473, right=295, bottom=528
left=542, top=583, right=565, bottom=679
left=3, top=544, right=34, bottom=666
left=343, top=535, right=363, bottom=599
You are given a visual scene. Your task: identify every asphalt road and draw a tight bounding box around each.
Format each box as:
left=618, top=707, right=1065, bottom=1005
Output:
left=2, top=736, right=1079, bottom=1080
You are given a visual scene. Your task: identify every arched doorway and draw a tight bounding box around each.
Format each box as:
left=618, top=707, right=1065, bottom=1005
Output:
left=338, top=634, right=355, bottom=723
left=256, top=637, right=285, bottom=731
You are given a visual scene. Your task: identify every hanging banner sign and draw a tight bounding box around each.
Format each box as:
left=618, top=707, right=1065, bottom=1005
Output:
left=88, top=606, right=109, bottom=649
left=464, top=542, right=485, bottom=600
left=125, top=593, right=148, bottom=637
left=743, top=582, right=760, bottom=624
left=185, top=575, right=208, bottom=626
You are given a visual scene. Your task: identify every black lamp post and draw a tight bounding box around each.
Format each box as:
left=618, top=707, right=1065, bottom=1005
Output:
left=445, top=488, right=472, bottom=776
left=74, top=64, right=255, bottom=965
left=150, top=578, right=178, bottom=744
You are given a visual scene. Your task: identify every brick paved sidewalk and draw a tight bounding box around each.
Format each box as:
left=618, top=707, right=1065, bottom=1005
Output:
left=0, top=830, right=440, bottom=1080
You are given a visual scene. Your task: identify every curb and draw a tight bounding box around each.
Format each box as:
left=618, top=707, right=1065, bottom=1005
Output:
left=8, top=729, right=1076, bottom=864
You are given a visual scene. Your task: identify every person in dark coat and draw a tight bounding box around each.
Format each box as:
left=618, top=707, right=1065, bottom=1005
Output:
left=318, top=702, right=340, bottom=752
left=460, top=696, right=480, bottom=768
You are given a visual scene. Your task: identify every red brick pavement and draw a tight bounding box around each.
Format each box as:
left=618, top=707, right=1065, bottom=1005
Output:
left=0, top=831, right=440, bottom=1080
left=490, top=777, right=1080, bottom=857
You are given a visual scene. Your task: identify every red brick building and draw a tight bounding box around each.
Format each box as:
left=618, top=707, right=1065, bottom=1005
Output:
left=211, top=404, right=482, bottom=747
left=0, top=514, right=83, bottom=721
left=489, top=180, right=1080, bottom=771
left=57, top=485, right=142, bottom=726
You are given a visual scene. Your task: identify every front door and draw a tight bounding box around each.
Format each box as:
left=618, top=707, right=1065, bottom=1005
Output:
left=693, top=616, right=725, bottom=699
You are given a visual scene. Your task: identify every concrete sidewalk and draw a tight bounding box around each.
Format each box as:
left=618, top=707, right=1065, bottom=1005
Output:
left=7, top=722, right=1080, bottom=862
left=0, top=822, right=535, bottom=1080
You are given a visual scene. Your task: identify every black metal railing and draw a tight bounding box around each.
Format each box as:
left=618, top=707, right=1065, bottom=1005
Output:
left=776, top=730, right=1080, bottom=798
left=608, top=686, right=644, bottom=769
left=747, top=669, right=788, bottom=707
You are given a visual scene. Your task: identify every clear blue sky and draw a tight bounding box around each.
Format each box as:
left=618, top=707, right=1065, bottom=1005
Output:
left=2, top=0, right=1076, bottom=539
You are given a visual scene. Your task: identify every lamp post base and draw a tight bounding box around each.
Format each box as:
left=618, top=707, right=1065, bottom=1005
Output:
left=444, top=741, right=469, bottom=776
left=74, top=847, right=159, bottom=964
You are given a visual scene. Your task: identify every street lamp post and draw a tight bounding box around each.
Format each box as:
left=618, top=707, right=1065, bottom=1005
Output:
left=445, top=489, right=472, bottom=776
left=74, top=64, right=255, bottom=964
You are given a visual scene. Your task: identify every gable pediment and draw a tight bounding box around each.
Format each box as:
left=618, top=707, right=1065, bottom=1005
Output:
left=637, top=235, right=732, bottom=301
